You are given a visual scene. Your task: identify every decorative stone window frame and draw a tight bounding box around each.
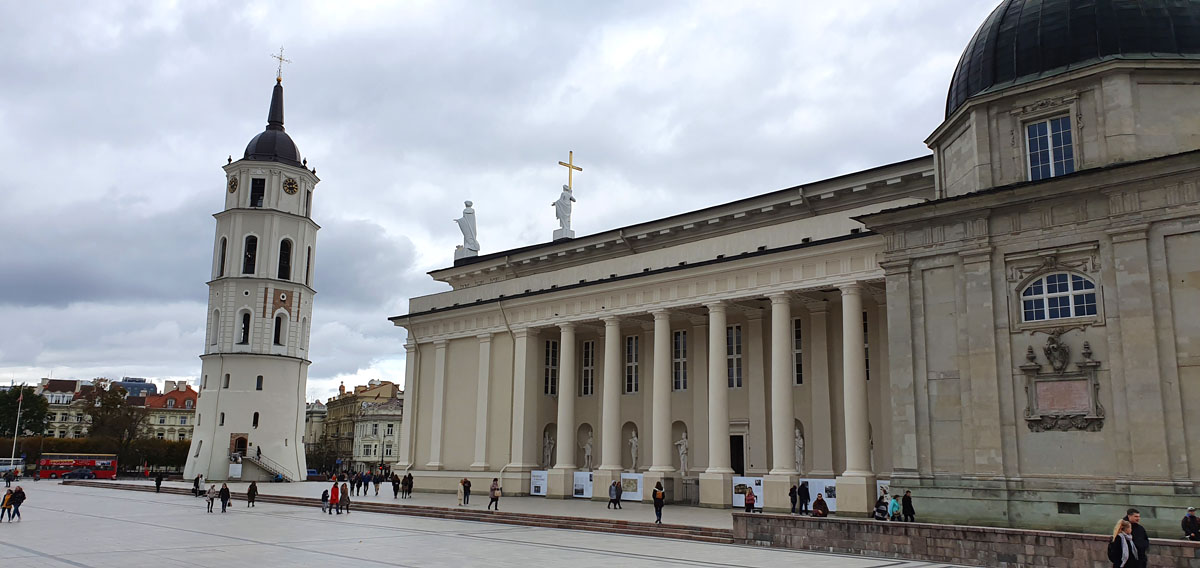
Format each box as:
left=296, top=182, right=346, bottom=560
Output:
left=1009, top=94, right=1082, bottom=182
left=1006, top=243, right=1105, bottom=333
left=1019, top=329, right=1104, bottom=432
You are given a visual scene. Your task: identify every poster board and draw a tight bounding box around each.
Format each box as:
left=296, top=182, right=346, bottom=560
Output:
left=227, top=463, right=242, bottom=480
left=529, top=470, right=548, bottom=496
left=572, top=471, right=593, bottom=498
left=731, top=476, right=764, bottom=508
left=799, top=478, right=837, bottom=511
left=619, top=472, right=643, bottom=501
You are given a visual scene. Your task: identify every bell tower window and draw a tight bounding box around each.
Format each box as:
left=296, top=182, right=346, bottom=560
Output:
left=239, top=312, right=251, bottom=344
left=278, top=239, right=292, bottom=280
left=243, top=236, right=258, bottom=274
left=218, top=237, right=227, bottom=277
left=250, top=178, right=265, bottom=207
left=305, top=247, right=312, bottom=286
left=273, top=315, right=285, bottom=346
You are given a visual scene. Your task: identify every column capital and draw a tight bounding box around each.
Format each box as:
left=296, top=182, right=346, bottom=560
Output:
left=476, top=332, right=494, bottom=341
left=704, top=300, right=726, bottom=313
left=404, top=339, right=417, bottom=352
left=766, top=291, right=791, bottom=304
left=433, top=339, right=448, bottom=347
left=651, top=309, right=672, bottom=321
left=839, top=282, right=863, bottom=297
left=558, top=321, right=577, bottom=332
left=601, top=315, right=621, bottom=327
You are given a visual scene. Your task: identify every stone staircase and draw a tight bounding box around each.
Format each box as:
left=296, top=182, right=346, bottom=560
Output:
left=241, top=454, right=293, bottom=482
left=63, top=480, right=733, bottom=544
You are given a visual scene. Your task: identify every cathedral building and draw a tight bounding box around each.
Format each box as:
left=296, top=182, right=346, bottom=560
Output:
left=185, top=75, right=319, bottom=482
left=392, top=0, right=1200, bottom=534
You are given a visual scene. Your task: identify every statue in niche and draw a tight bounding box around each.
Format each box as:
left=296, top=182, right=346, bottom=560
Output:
left=675, top=432, right=689, bottom=475
left=579, top=433, right=594, bottom=471
left=454, top=200, right=479, bottom=259
left=542, top=431, right=555, bottom=468
left=794, top=428, right=805, bottom=474
left=628, top=431, right=639, bottom=471
left=552, top=185, right=576, bottom=231
left=1043, top=329, right=1071, bottom=375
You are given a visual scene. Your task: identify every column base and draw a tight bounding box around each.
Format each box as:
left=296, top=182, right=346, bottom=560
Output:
left=500, top=469, right=532, bottom=497
left=425, top=462, right=444, bottom=471
left=642, top=471, right=677, bottom=503
left=546, top=467, right=577, bottom=499
left=764, top=473, right=798, bottom=513
left=699, top=471, right=733, bottom=508
left=834, top=473, right=877, bottom=517
left=504, top=462, right=541, bottom=473
left=469, top=462, right=490, bottom=472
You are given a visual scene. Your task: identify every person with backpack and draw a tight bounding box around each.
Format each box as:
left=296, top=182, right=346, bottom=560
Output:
left=652, top=481, right=665, bottom=524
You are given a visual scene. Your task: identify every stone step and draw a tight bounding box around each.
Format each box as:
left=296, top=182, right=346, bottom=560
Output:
left=64, top=480, right=734, bottom=544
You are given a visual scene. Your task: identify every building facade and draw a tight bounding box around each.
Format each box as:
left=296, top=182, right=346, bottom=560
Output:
left=353, top=397, right=404, bottom=474
left=185, top=75, right=320, bottom=482
left=37, top=379, right=91, bottom=439
left=321, top=380, right=404, bottom=473
left=144, top=381, right=198, bottom=442
left=392, top=0, right=1200, bottom=535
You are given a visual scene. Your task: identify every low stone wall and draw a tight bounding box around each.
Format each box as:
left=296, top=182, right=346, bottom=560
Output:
left=733, top=513, right=1200, bottom=567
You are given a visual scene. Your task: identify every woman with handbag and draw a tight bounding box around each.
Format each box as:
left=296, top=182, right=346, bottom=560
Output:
left=488, top=478, right=501, bottom=511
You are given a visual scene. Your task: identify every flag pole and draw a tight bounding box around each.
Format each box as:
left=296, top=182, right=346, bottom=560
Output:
left=10, top=380, right=22, bottom=462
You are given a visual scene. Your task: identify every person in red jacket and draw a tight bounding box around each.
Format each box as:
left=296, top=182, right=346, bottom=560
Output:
left=329, top=482, right=340, bottom=515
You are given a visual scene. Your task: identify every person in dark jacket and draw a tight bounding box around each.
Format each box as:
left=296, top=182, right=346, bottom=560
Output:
left=8, top=486, right=25, bottom=521
left=218, top=484, right=231, bottom=513
left=462, top=478, right=472, bottom=505
left=902, top=490, right=916, bottom=522
left=1123, top=509, right=1150, bottom=568
left=193, top=474, right=203, bottom=497
left=341, top=482, right=351, bottom=514
left=246, top=481, right=258, bottom=507
left=652, top=481, right=665, bottom=524
left=607, top=481, right=620, bottom=509
left=154, top=472, right=164, bottom=493
left=798, top=481, right=811, bottom=515
left=812, top=493, right=829, bottom=517
left=321, top=488, right=329, bottom=513
left=788, top=483, right=798, bottom=514
left=391, top=473, right=401, bottom=499
left=1108, top=519, right=1139, bottom=568
left=1183, top=507, right=1200, bottom=540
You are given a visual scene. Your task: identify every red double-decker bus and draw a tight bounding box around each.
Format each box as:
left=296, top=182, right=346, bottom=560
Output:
left=38, top=453, right=118, bottom=479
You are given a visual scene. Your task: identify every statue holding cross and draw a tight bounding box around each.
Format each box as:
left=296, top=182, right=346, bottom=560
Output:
left=552, top=151, right=582, bottom=240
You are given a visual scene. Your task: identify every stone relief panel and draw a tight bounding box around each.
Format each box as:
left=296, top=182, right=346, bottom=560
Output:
left=1019, top=330, right=1104, bottom=432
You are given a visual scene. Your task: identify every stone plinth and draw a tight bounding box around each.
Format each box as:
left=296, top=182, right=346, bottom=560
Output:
left=699, top=471, right=732, bottom=508
left=833, top=473, right=875, bottom=517
left=553, top=228, right=575, bottom=240
left=546, top=467, right=575, bottom=499
left=762, top=474, right=797, bottom=513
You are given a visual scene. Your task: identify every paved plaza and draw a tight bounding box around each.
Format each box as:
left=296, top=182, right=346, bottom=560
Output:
left=0, top=482, right=966, bottom=567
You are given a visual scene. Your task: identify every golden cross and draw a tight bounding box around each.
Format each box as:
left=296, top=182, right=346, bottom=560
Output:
left=271, top=46, right=292, bottom=81
left=558, top=150, right=583, bottom=189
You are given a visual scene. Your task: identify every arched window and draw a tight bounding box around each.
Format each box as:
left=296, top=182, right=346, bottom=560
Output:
left=252, top=412, right=260, bottom=428
left=256, top=375, right=263, bottom=391
left=273, top=315, right=285, bottom=345
left=223, top=374, right=230, bottom=388
left=218, top=237, right=227, bottom=277
left=239, top=312, right=251, bottom=344
left=186, top=399, right=193, bottom=409
left=210, top=310, right=220, bottom=345
left=242, top=235, right=258, bottom=274
left=278, top=239, right=292, bottom=280
left=1021, top=272, right=1097, bottom=322
left=167, top=399, right=175, bottom=408
left=219, top=412, right=225, bottom=426
left=305, top=246, right=312, bottom=286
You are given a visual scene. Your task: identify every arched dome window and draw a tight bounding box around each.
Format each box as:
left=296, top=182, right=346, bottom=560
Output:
left=278, top=239, right=292, bottom=280
left=243, top=235, right=258, bottom=274
left=1021, top=272, right=1097, bottom=322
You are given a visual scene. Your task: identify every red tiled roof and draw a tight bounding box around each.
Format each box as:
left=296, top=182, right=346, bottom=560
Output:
left=73, top=385, right=96, bottom=400
left=43, top=379, right=78, bottom=393
left=145, top=386, right=198, bottom=409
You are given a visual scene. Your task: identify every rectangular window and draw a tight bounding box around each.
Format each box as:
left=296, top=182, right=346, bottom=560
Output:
left=625, top=335, right=640, bottom=393
left=372, top=423, right=379, bottom=436
left=863, top=311, right=870, bottom=381
left=159, top=416, right=166, bottom=425
left=385, top=444, right=393, bottom=457
left=726, top=325, right=743, bottom=388
left=581, top=340, right=596, bottom=396
left=179, top=433, right=187, bottom=441
left=256, top=375, right=263, bottom=390
left=544, top=339, right=559, bottom=395
left=156, top=432, right=164, bottom=439
left=223, top=374, right=230, bottom=388
left=672, top=330, right=687, bottom=391
left=180, top=417, right=187, bottom=425
left=1026, top=116, right=1075, bottom=181
left=386, top=423, right=394, bottom=436
left=250, top=178, right=265, bottom=207
left=793, top=318, right=803, bottom=385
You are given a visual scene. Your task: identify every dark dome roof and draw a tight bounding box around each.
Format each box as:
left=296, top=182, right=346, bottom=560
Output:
left=946, top=0, right=1200, bottom=118
left=243, top=79, right=303, bottom=167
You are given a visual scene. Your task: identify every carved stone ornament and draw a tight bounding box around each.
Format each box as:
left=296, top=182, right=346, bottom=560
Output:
left=1021, top=331, right=1104, bottom=432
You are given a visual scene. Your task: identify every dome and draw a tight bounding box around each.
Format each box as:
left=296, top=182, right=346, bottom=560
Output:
left=243, top=79, right=304, bottom=167
left=946, top=0, right=1200, bottom=118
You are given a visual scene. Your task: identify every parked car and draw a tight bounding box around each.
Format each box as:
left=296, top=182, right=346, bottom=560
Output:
left=62, top=468, right=96, bottom=479
left=306, top=469, right=323, bottom=481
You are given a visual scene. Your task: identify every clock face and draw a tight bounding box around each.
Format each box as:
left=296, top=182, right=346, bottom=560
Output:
left=283, top=178, right=299, bottom=195
left=227, top=177, right=239, bottom=193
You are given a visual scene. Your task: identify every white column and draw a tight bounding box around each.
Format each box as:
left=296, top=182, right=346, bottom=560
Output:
left=508, top=328, right=540, bottom=470
left=426, top=339, right=448, bottom=469
left=841, top=284, right=871, bottom=475
left=705, top=302, right=732, bottom=473
left=649, top=310, right=673, bottom=472
left=554, top=323, right=577, bottom=469
left=599, top=316, right=622, bottom=471
left=471, top=333, right=493, bottom=470
left=768, top=293, right=797, bottom=475
left=396, top=340, right=418, bottom=469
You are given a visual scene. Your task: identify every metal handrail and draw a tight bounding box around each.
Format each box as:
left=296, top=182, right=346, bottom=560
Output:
left=243, top=453, right=293, bottom=482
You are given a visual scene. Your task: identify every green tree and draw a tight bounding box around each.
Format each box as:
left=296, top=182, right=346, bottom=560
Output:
left=82, top=380, right=149, bottom=466
left=0, top=385, right=50, bottom=439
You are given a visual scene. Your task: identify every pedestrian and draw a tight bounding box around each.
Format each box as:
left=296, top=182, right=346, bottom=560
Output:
left=9, top=486, right=23, bottom=522
left=155, top=472, right=164, bottom=493
left=1123, top=508, right=1150, bottom=568
left=902, top=490, right=916, bottom=522
left=391, top=473, right=401, bottom=499
left=1, top=489, right=12, bottom=521
left=256, top=445, right=262, bottom=460
left=404, top=473, right=414, bottom=498
left=193, top=474, right=202, bottom=497
left=373, top=473, right=382, bottom=496
left=3, top=470, right=11, bottom=488
left=1183, top=507, right=1200, bottom=541
left=744, top=489, right=757, bottom=513
left=488, top=478, right=501, bottom=511
left=607, top=481, right=619, bottom=509
left=652, top=481, right=665, bottom=524
left=206, top=485, right=217, bottom=513
left=247, top=481, right=258, bottom=507
left=1108, top=519, right=1139, bottom=568
left=341, top=482, right=351, bottom=514
left=321, top=488, right=330, bottom=513
left=788, top=483, right=798, bottom=514
left=219, top=483, right=231, bottom=513
left=615, top=480, right=624, bottom=509
left=798, top=481, right=811, bottom=515
left=873, top=492, right=889, bottom=520
left=889, top=494, right=902, bottom=521
left=329, top=482, right=340, bottom=515
left=463, top=477, right=472, bottom=505
left=456, top=478, right=465, bottom=506
left=812, top=493, right=829, bottom=517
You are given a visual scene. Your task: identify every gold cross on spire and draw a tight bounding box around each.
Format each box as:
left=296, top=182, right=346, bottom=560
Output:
left=558, top=150, right=583, bottom=189
left=271, top=46, right=292, bottom=82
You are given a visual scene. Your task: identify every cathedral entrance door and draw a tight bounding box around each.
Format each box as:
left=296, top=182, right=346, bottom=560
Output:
left=729, top=435, right=745, bottom=476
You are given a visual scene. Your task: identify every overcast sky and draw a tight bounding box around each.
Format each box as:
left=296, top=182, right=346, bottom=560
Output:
left=0, top=1, right=998, bottom=401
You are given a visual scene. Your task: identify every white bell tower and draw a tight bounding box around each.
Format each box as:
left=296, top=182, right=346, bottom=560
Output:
left=185, top=75, right=319, bottom=482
